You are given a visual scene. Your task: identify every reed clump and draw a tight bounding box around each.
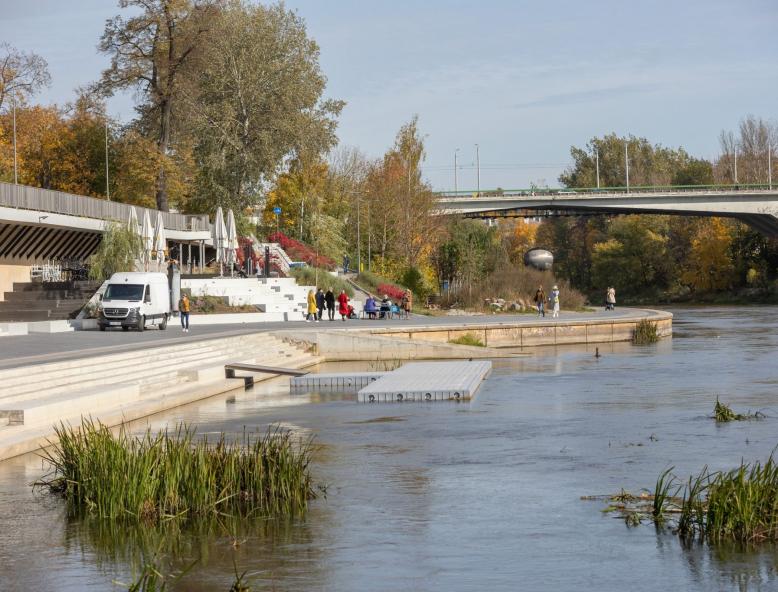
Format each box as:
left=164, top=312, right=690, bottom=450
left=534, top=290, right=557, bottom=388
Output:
left=592, top=454, right=778, bottom=543
left=449, top=333, right=485, bottom=347
left=713, top=397, right=764, bottom=422
left=37, top=419, right=317, bottom=522
left=632, top=319, right=659, bottom=344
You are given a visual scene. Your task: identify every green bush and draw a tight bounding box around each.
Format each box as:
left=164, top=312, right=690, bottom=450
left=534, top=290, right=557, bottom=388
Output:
left=449, top=333, right=485, bottom=347
left=632, top=319, right=659, bottom=344
left=88, top=222, right=143, bottom=281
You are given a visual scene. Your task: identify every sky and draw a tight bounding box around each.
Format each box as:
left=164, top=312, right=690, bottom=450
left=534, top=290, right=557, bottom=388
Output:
left=1, top=0, right=776, bottom=191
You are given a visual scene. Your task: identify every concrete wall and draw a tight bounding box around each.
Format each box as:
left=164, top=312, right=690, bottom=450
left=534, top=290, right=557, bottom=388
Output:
left=0, top=264, right=31, bottom=301
left=365, top=311, right=673, bottom=348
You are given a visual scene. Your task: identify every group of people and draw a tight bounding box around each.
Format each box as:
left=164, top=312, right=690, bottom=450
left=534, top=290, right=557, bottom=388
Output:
left=363, top=290, right=412, bottom=319
left=307, top=287, right=353, bottom=322
left=533, top=285, right=561, bottom=318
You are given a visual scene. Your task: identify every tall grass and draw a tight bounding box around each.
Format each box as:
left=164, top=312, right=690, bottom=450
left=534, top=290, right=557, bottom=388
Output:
left=713, top=397, right=764, bottom=422
left=290, top=267, right=353, bottom=297
left=449, top=333, right=485, bottom=347
left=632, top=319, right=659, bottom=344
left=37, top=419, right=317, bottom=522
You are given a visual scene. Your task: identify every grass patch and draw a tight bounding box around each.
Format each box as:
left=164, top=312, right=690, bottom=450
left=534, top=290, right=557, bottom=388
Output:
left=632, top=319, right=659, bottom=344
left=591, top=453, right=778, bottom=543
left=36, top=419, right=317, bottom=522
left=449, top=333, right=485, bottom=347
left=713, top=397, right=765, bottom=422
left=290, top=267, right=353, bottom=297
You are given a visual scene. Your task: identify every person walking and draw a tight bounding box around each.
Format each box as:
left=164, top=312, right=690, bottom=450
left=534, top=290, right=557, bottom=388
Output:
left=401, top=289, right=412, bottom=319
left=606, top=286, right=616, bottom=311
left=325, top=287, right=335, bottom=321
left=179, top=293, right=191, bottom=332
left=306, top=289, right=318, bottom=322
left=550, top=285, right=560, bottom=318
left=534, top=285, right=546, bottom=317
left=338, top=289, right=350, bottom=321
left=342, top=254, right=350, bottom=274
left=315, top=287, right=326, bottom=321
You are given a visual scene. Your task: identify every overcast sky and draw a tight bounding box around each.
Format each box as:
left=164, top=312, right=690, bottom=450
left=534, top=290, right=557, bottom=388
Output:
left=1, top=0, right=776, bottom=190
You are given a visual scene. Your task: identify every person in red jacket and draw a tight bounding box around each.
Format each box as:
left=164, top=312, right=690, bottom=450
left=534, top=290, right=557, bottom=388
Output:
left=337, top=289, right=349, bottom=322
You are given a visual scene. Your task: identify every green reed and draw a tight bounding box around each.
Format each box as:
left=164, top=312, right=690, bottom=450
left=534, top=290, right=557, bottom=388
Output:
left=632, top=319, right=659, bottom=344
left=37, top=418, right=317, bottom=522
left=713, top=397, right=764, bottom=422
left=449, top=333, right=486, bottom=347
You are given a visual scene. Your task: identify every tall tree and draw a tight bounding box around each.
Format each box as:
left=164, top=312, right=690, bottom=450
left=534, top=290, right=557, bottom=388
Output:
left=98, top=0, right=217, bottom=211
left=190, top=1, right=343, bottom=213
left=0, top=43, right=50, bottom=112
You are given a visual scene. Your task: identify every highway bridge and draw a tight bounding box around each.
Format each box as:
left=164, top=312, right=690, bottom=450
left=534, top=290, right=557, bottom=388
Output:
left=436, top=186, right=778, bottom=236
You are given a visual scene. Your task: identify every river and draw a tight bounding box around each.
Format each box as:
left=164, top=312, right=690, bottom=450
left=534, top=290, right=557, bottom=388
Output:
left=1, top=306, right=777, bottom=591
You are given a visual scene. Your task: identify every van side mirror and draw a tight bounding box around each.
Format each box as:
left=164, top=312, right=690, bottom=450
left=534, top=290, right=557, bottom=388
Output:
left=97, top=294, right=102, bottom=301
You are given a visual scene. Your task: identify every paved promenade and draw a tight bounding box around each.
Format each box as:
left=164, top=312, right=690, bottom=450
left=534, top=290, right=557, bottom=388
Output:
left=0, top=308, right=662, bottom=370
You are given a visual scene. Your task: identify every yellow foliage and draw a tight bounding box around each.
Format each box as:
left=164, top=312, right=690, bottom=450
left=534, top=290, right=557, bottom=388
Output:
left=682, top=218, right=735, bottom=292
left=264, top=161, right=329, bottom=237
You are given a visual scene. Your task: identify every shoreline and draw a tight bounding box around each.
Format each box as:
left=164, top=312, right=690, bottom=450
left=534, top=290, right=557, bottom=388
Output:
left=0, top=308, right=672, bottom=461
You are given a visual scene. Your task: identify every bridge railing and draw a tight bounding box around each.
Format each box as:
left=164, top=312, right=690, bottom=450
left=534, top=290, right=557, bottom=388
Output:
left=0, top=181, right=211, bottom=232
left=437, top=183, right=775, bottom=198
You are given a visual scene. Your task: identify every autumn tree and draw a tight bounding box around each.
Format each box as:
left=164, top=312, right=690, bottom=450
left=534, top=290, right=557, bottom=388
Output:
left=98, top=0, right=217, bottom=211
left=189, top=2, right=343, bottom=213
left=0, top=43, right=50, bottom=112
left=682, top=218, right=736, bottom=292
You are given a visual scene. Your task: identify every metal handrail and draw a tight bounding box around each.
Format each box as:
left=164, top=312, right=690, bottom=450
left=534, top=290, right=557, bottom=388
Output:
left=0, top=181, right=211, bottom=232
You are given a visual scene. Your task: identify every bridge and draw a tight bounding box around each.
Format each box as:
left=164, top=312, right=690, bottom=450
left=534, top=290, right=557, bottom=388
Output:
left=435, top=186, right=778, bottom=236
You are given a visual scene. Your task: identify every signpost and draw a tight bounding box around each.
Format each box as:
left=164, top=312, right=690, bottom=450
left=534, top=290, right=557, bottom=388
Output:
left=273, top=206, right=282, bottom=235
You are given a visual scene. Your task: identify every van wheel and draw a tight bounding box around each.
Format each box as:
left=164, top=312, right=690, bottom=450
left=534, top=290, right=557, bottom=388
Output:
left=137, top=315, right=145, bottom=332
left=159, top=315, right=168, bottom=330
left=99, top=324, right=106, bottom=332
left=122, top=326, right=129, bottom=331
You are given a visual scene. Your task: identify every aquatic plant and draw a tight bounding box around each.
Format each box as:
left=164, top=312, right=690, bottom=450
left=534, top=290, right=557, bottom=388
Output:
left=713, top=397, right=765, bottom=422
left=594, top=454, right=778, bottom=544
left=449, top=333, right=485, bottom=347
left=632, top=319, right=659, bottom=344
left=37, top=418, right=317, bottom=522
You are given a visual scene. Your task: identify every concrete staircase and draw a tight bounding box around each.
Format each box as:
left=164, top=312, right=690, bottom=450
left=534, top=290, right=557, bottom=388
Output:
left=0, top=281, right=100, bottom=322
left=0, top=332, right=321, bottom=460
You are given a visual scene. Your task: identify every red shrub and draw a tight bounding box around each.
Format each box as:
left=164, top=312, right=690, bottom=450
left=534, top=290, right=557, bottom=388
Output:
left=377, top=283, right=406, bottom=301
left=267, top=232, right=336, bottom=269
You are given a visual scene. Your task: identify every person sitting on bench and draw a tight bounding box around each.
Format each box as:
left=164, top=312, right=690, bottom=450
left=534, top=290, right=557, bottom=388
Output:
left=379, top=295, right=392, bottom=319
left=364, top=295, right=378, bottom=319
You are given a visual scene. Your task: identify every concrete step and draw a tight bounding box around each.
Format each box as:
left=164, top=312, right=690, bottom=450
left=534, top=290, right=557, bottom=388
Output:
left=0, top=332, right=281, bottom=382
left=0, top=339, right=303, bottom=398
left=0, top=383, right=141, bottom=428
left=0, top=299, right=86, bottom=311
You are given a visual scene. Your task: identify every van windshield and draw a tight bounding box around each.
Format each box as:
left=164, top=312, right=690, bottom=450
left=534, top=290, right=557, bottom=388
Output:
left=103, top=284, right=144, bottom=301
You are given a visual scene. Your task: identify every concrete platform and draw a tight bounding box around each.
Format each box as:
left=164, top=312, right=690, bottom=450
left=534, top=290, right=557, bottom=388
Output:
left=358, top=361, right=492, bottom=403
left=290, top=372, right=386, bottom=393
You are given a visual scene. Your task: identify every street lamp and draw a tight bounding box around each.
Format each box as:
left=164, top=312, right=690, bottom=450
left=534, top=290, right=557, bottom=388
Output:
left=475, top=144, right=480, bottom=196
left=454, top=148, right=460, bottom=194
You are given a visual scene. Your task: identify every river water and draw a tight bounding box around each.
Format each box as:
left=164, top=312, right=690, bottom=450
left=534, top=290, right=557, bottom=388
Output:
left=1, top=306, right=778, bottom=591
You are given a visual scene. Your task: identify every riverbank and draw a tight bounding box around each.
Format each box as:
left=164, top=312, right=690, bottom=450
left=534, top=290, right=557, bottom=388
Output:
left=0, top=308, right=671, bottom=461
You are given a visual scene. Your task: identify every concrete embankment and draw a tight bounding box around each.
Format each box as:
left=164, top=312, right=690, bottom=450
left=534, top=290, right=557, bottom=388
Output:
left=0, top=308, right=671, bottom=461
left=365, top=309, right=672, bottom=347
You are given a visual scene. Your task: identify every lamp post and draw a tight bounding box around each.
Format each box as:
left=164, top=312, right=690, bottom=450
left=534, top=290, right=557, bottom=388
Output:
left=12, top=94, right=17, bottom=185
left=625, top=143, right=630, bottom=193
left=273, top=206, right=281, bottom=236
left=105, top=118, right=110, bottom=200
left=475, top=144, right=480, bottom=196
left=454, top=148, right=460, bottom=194
left=595, top=148, right=600, bottom=189
left=769, top=142, right=773, bottom=190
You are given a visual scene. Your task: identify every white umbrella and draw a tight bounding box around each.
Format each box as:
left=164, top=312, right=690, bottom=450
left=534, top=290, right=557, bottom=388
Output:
left=226, top=209, right=239, bottom=276
left=127, top=207, right=140, bottom=235
left=154, top=212, right=167, bottom=269
left=140, top=209, right=154, bottom=271
left=213, top=207, right=227, bottom=276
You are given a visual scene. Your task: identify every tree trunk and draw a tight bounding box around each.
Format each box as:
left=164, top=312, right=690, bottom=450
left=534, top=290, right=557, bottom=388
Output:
left=156, top=96, right=171, bottom=212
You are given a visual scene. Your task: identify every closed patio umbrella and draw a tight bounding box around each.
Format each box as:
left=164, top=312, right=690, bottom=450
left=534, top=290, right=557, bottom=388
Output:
left=140, top=209, right=154, bottom=271
left=226, top=209, right=239, bottom=276
left=213, top=207, right=227, bottom=276
left=154, top=212, right=167, bottom=269
left=127, top=207, right=140, bottom=235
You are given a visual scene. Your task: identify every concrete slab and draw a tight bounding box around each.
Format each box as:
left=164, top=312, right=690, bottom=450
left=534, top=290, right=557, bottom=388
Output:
left=27, top=320, right=74, bottom=334
left=358, top=361, right=491, bottom=403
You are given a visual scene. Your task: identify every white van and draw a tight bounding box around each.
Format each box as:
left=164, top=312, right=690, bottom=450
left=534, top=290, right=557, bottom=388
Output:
left=97, top=272, right=171, bottom=331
